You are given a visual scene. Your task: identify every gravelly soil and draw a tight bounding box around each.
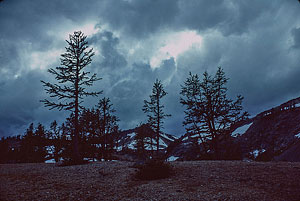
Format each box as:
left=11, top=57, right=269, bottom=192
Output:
left=0, top=161, right=300, bottom=201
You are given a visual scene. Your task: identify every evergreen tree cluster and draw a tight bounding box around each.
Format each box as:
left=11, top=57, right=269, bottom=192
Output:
left=0, top=98, right=118, bottom=164
left=180, top=68, right=248, bottom=159
left=0, top=31, right=249, bottom=164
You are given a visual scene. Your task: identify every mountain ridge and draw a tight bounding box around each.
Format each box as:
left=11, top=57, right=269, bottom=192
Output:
left=165, top=96, right=300, bottom=161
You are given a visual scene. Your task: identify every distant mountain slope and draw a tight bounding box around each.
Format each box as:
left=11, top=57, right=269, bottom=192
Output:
left=274, top=141, right=300, bottom=162
left=116, top=126, right=177, bottom=151
left=167, top=97, right=300, bottom=161
left=237, top=108, right=300, bottom=156
left=232, top=97, right=300, bottom=161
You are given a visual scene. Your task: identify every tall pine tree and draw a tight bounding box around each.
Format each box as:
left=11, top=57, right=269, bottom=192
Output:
left=41, top=31, right=101, bottom=163
left=143, top=79, right=171, bottom=153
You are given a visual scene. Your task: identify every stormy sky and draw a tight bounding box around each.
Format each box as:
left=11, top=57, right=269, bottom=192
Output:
left=1, top=0, right=300, bottom=137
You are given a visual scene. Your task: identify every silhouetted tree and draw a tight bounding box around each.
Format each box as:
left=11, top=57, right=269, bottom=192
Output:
left=135, top=123, right=155, bottom=160
left=180, top=72, right=209, bottom=155
left=47, top=120, right=66, bottom=162
left=0, top=137, right=9, bottom=163
left=20, top=123, right=35, bottom=162
left=41, top=31, right=101, bottom=163
left=0, top=135, right=22, bottom=163
left=180, top=67, right=248, bottom=158
left=34, top=123, right=47, bottom=162
left=96, top=97, right=119, bottom=160
left=143, top=79, right=171, bottom=153
left=20, top=123, right=47, bottom=162
left=79, top=108, right=99, bottom=160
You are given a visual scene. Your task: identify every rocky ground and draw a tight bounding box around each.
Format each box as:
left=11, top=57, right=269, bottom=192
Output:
left=1, top=161, right=300, bottom=201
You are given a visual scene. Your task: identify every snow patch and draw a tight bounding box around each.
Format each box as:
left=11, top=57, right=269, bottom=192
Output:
left=128, top=140, right=136, bottom=149
left=232, top=123, right=253, bottom=137
left=45, top=159, right=56, bottom=163
left=84, top=158, right=98, bottom=162
left=182, top=136, right=189, bottom=141
left=250, top=149, right=266, bottom=159
left=167, top=156, right=179, bottom=161
left=159, top=138, right=167, bottom=148
left=46, top=145, right=55, bottom=154
left=161, top=133, right=177, bottom=141
left=127, top=132, right=136, bottom=138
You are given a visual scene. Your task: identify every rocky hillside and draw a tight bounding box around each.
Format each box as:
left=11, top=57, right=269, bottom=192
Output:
left=167, top=97, right=300, bottom=162
left=236, top=104, right=300, bottom=162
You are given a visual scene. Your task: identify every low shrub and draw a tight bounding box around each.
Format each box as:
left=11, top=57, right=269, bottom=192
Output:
left=56, top=158, right=89, bottom=167
left=135, top=159, right=173, bottom=180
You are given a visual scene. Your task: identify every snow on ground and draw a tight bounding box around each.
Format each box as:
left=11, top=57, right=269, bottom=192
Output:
left=128, top=140, right=136, bottom=149
left=84, top=158, right=99, bottom=162
left=116, top=145, right=123, bottom=151
left=295, top=133, right=300, bottom=138
left=231, top=123, right=253, bottom=137
left=46, top=145, right=55, bottom=154
left=250, top=149, right=266, bottom=159
left=182, top=136, right=189, bottom=141
left=45, top=159, right=56, bottom=163
left=161, top=133, right=177, bottom=141
left=159, top=138, right=168, bottom=148
left=167, top=156, right=179, bottom=161
left=127, top=132, right=136, bottom=138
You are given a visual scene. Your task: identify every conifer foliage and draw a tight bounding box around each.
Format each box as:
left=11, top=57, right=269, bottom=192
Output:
left=41, top=31, right=101, bottom=163
left=180, top=67, right=248, bottom=158
left=95, top=97, right=119, bottom=160
left=143, top=79, right=171, bottom=152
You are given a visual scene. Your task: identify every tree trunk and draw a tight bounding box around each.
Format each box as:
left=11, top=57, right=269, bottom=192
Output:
left=73, top=56, right=81, bottom=163
left=157, top=95, right=160, bottom=152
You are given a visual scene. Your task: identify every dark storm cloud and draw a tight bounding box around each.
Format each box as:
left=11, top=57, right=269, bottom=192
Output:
left=292, top=27, right=300, bottom=48
left=176, top=0, right=231, bottom=32
left=99, top=0, right=180, bottom=38
left=90, top=30, right=127, bottom=70
left=0, top=70, right=66, bottom=136
left=0, top=40, right=20, bottom=79
left=97, top=0, right=281, bottom=38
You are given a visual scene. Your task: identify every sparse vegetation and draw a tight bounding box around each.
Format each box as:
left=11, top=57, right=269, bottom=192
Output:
left=135, top=159, right=173, bottom=180
left=1, top=161, right=300, bottom=201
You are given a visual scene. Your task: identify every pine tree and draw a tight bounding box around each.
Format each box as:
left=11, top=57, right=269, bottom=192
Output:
left=180, top=67, right=248, bottom=158
left=48, top=120, right=63, bottom=162
left=41, top=31, right=101, bottom=163
left=96, top=97, right=119, bottom=160
left=20, top=123, right=35, bottom=162
left=180, top=72, right=209, bottom=153
left=34, top=123, right=47, bottom=162
left=80, top=108, right=100, bottom=160
left=143, top=79, right=171, bottom=153
left=20, top=123, right=47, bottom=162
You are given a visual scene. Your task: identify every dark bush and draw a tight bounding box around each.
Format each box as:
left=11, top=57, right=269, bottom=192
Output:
left=135, top=159, right=173, bottom=180
left=255, top=149, right=274, bottom=162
